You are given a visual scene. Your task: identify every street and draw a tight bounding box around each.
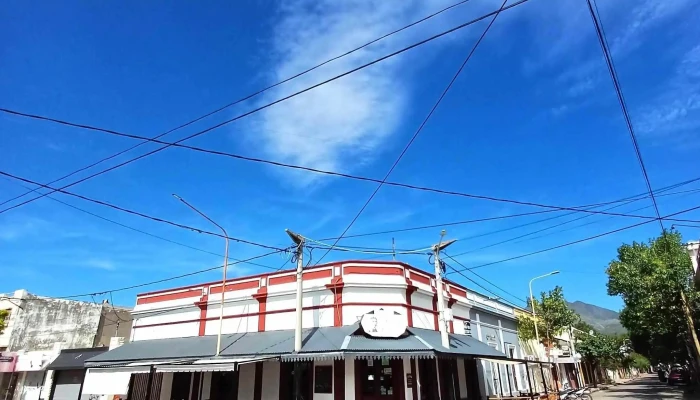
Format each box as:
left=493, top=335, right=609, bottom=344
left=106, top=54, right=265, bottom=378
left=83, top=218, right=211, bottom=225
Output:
left=593, top=374, right=694, bottom=400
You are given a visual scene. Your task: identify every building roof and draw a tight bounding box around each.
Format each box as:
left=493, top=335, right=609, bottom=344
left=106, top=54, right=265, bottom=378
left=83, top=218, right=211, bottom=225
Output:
left=86, top=324, right=505, bottom=366
left=47, top=347, right=109, bottom=370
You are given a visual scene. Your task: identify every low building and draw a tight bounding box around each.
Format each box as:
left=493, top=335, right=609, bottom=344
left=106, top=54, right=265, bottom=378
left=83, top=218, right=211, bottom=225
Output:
left=83, top=260, right=541, bottom=400
left=0, top=290, right=132, bottom=400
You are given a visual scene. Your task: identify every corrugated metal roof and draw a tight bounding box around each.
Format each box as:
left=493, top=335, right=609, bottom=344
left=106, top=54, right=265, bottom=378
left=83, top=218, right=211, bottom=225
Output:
left=47, top=347, right=109, bottom=370
left=88, top=325, right=356, bottom=364
left=87, top=324, right=506, bottom=365
left=408, top=327, right=506, bottom=359
left=345, top=335, right=429, bottom=352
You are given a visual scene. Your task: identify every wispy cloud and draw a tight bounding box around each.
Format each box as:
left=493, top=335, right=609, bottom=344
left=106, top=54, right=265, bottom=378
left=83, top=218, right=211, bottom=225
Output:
left=638, top=44, right=700, bottom=142
left=83, top=258, right=117, bottom=271
left=251, top=0, right=415, bottom=183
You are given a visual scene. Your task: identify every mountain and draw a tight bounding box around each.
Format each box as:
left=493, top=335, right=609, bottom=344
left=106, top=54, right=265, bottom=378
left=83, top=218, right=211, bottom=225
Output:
left=567, top=300, right=626, bottom=335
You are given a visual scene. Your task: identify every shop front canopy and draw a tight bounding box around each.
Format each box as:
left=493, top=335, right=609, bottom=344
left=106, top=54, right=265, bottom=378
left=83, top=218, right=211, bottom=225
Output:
left=86, top=323, right=507, bottom=369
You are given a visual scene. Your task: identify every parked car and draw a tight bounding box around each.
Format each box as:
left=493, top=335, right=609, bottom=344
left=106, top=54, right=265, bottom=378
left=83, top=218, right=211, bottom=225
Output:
left=667, top=368, right=689, bottom=385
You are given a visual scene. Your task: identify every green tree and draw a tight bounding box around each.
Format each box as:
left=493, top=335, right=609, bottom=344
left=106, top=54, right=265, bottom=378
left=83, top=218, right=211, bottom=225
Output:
left=0, top=309, right=8, bottom=335
left=518, top=286, right=579, bottom=346
left=606, top=231, right=700, bottom=367
left=577, top=332, right=625, bottom=370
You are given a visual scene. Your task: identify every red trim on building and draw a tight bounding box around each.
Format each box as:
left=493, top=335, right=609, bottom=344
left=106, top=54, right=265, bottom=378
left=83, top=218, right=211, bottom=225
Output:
left=344, top=266, right=403, bottom=276
left=194, top=294, right=209, bottom=336
left=210, top=279, right=259, bottom=294
left=326, top=277, right=344, bottom=327
left=408, top=271, right=430, bottom=286
left=410, top=358, right=418, bottom=400
left=450, top=286, right=467, bottom=298
left=432, top=294, right=439, bottom=330
left=137, top=289, right=202, bottom=305
left=136, top=260, right=414, bottom=297
left=132, top=301, right=437, bottom=329
left=268, top=274, right=295, bottom=286
left=334, top=359, right=345, bottom=400
left=405, top=281, right=418, bottom=328
left=253, top=287, right=268, bottom=332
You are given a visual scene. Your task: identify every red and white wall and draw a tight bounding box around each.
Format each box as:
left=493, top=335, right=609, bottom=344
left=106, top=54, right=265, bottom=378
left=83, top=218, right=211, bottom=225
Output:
left=130, top=260, right=516, bottom=342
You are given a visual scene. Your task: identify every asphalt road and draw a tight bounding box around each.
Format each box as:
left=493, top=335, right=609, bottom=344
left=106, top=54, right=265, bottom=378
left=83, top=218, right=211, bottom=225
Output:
left=593, top=374, right=693, bottom=400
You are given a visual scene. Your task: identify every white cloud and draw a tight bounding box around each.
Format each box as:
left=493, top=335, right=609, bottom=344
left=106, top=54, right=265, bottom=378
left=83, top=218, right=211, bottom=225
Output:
left=638, top=44, right=700, bottom=140
left=83, top=258, right=117, bottom=271
left=250, top=0, right=467, bottom=184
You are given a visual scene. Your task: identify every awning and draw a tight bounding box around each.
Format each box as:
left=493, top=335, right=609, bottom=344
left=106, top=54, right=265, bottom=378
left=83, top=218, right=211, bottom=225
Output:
left=156, top=356, right=278, bottom=372
left=478, top=357, right=523, bottom=365
left=82, top=366, right=150, bottom=395
left=47, top=348, right=108, bottom=371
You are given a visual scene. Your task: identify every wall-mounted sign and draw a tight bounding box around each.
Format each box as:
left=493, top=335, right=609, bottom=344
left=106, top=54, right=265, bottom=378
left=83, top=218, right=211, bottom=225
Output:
left=406, top=373, right=414, bottom=388
left=485, top=334, right=498, bottom=342
left=361, top=309, right=407, bottom=338
left=463, top=321, right=472, bottom=337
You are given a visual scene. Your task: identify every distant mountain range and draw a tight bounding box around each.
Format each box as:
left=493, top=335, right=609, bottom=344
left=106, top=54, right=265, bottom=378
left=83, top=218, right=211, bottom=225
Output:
left=567, top=300, right=626, bottom=335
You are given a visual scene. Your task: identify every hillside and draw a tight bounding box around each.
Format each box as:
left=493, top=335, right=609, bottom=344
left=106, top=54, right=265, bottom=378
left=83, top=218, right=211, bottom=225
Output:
left=567, top=300, right=626, bottom=335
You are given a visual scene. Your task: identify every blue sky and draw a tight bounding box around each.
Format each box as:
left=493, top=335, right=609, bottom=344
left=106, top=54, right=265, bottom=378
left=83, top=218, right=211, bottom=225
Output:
left=1, top=0, right=700, bottom=312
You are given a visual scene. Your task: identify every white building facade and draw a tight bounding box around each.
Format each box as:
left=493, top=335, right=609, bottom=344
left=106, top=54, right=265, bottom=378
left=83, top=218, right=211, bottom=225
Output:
left=86, top=260, right=537, bottom=400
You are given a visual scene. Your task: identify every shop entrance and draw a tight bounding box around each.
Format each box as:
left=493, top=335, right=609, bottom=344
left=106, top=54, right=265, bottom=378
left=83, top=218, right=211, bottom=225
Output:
left=280, top=362, right=313, bottom=400
left=355, top=359, right=404, bottom=400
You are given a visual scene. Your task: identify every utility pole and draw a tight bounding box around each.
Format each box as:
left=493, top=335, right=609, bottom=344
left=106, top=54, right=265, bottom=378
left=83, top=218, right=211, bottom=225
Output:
left=173, top=194, right=229, bottom=356
left=286, top=229, right=304, bottom=400
left=432, top=230, right=456, bottom=349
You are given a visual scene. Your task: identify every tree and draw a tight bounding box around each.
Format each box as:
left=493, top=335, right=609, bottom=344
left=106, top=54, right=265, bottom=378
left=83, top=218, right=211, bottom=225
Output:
left=577, top=332, right=626, bottom=370
left=0, top=309, right=7, bottom=335
left=606, top=231, right=700, bottom=367
left=518, top=286, right=579, bottom=347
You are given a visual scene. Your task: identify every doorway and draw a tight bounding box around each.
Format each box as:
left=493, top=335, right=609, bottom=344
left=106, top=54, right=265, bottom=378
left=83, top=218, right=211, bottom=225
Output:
left=355, top=359, right=404, bottom=400
left=210, top=371, right=238, bottom=400
left=280, top=362, right=313, bottom=400
left=417, top=359, right=438, bottom=400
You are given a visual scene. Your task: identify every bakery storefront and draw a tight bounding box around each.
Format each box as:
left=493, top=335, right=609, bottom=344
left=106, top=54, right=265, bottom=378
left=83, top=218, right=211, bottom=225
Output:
left=84, top=310, right=505, bottom=400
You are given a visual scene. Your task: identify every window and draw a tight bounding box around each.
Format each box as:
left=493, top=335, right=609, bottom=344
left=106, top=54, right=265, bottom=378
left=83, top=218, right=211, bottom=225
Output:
left=360, top=359, right=395, bottom=397
left=314, top=365, right=332, bottom=394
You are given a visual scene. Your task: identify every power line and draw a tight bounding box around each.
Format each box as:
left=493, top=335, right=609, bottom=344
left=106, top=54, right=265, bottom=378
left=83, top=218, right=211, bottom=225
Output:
left=453, top=185, right=700, bottom=257
left=442, top=257, right=526, bottom=308
left=585, top=0, right=663, bottom=230
left=333, top=177, right=700, bottom=240
left=0, top=176, right=280, bottom=271
left=5, top=116, right=688, bottom=222
left=0, top=0, right=473, bottom=209
left=0, top=0, right=531, bottom=216
left=446, top=203, right=700, bottom=273
left=0, top=170, right=287, bottom=253
left=315, top=0, right=522, bottom=265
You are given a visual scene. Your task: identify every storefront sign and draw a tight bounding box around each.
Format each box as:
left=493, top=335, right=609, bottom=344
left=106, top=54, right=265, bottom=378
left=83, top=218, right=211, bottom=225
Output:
left=361, top=309, right=407, bottom=338
left=0, top=353, right=17, bottom=373
left=406, top=373, right=413, bottom=388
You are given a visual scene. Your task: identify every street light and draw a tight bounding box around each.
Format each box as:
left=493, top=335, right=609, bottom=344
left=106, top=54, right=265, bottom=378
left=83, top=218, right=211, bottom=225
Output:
left=528, top=271, right=560, bottom=346
left=173, top=194, right=230, bottom=356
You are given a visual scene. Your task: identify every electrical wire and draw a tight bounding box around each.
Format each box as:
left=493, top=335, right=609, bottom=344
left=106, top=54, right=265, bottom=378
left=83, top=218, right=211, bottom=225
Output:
left=585, top=0, right=663, bottom=230
left=453, top=185, right=700, bottom=257
left=315, top=0, right=519, bottom=265
left=304, top=235, right=432, bottom=255
left=4, top=123, right=688, bottom=222
left=442, top=260, right=526, bottom=309
left=0, top=0, right=532, bottom=216
left=446, top=203, right=700, bottom=273
left=443, top=253, right=526, bottom=305
left=0, top=176, right=280, bottom=271
left=0, top=170, right=286, bottom=252
left=0, top=0, right=473, bottom=208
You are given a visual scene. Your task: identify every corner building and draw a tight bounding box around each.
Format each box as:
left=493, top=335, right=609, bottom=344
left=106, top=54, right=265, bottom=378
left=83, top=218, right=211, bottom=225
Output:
left=86, top=261, right=532, bottom=400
